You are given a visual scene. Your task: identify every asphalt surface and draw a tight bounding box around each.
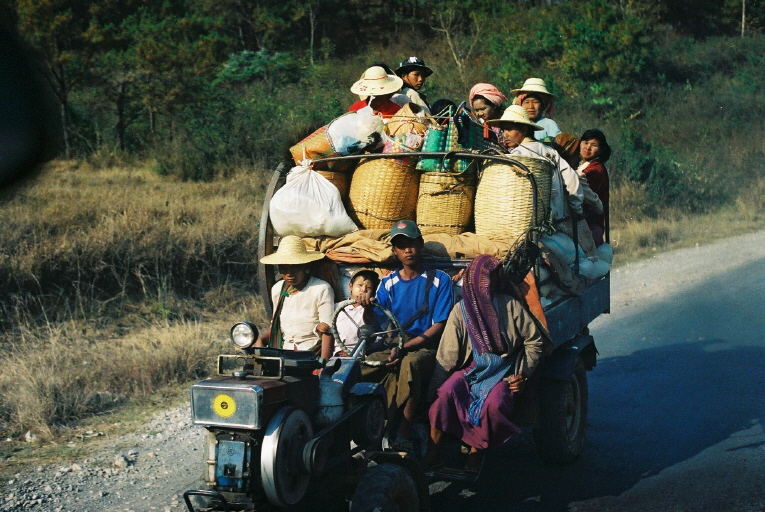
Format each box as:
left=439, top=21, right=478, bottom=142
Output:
left=430, top=231, right=765, bottom=512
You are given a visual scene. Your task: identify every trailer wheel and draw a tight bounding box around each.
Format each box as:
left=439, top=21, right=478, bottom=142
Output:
left=533, top=357, right=588, bottom=465
left=350, top=463, right=419, bottom=512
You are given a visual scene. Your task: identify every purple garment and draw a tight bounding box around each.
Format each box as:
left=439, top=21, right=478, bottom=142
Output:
left=429, top=366, right=520, bottom=451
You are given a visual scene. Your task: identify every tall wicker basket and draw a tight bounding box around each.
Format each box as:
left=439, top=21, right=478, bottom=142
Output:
left=474, top=155, right=553, bottom=243
left=348, top=157, right=419, bottom=229
left=416, top=172, right=476, bottom=235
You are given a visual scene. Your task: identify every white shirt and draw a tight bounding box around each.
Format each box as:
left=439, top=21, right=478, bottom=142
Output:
left=509, top=140, right=584, bottom=220
left=270, top=276, right=334, bottom=351
left=395, top=86, right=430, bottom=114
left=334, top=303, right=365, bottom=355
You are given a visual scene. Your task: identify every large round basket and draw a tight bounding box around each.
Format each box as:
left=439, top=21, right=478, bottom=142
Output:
left=416, top=172, right=476, bottom=235
left=316, top=169, right=350, bottom=198
left=348, top=158, right=418, bottom=229
left=474, top=155, right=553, bottom=243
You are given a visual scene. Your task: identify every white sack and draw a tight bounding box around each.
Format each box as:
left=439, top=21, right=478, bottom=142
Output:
left=269, top=165, right=358, bottom=237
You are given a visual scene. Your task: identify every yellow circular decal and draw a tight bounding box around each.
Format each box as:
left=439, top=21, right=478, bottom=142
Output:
left=212, top=393, right=237, bottom=418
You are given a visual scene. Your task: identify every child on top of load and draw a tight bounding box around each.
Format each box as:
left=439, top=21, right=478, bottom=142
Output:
left=334, top=270, right=380, bottom=357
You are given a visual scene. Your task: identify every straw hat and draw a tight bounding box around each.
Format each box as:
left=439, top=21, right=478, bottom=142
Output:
left=260, top=235, right=325, bottom=265
left=511, top=77, right=555, bottom=97
left=486, top=105, right=543, bottom=130
left=351, top=66, right=404, bottom=96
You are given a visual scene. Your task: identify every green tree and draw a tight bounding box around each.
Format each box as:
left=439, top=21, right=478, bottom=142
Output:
left=15, top=0, right=94, bottom=157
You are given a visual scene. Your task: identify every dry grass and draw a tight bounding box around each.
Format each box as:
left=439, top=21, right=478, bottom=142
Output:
left=610, top=180, right=765, bottom=263
left=0, top=161, right=271, bottom=437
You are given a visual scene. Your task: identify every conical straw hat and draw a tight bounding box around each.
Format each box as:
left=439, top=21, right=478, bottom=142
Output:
left=511, top=77, right=554, bottom=97
left=351, top=66, right=404, bottom=96
left=485, top=105, right=543, bottom=130
left=260, top=235, right=325, bottom=265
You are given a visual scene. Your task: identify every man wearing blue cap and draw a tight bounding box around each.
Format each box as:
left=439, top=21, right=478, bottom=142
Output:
left=359, top=219, right=453, bottom=450
left=395, top=56, right=432, bottom=114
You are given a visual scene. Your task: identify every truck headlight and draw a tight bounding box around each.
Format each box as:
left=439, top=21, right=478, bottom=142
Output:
left=230, top=322, right=258, bottom=349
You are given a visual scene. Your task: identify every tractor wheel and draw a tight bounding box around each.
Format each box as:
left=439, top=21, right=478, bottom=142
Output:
left=350, top=463, right=419, bottom=512
left=533, top=357, right=588, bottom=465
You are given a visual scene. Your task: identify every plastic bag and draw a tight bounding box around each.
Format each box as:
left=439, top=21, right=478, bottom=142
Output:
left=326, top=109, right=384, bottom=155
left=269, top=165, right=358, bottom=237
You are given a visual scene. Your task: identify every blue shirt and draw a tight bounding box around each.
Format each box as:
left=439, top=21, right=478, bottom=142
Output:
left=534, top=116, right=561, bottom=141
left=375, top=269, right=454, bottom=337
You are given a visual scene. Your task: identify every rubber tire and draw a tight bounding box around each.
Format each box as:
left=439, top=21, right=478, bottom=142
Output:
left=533, top=357, right=588, bottom=465
left=350, top=463, right=419, bottom=512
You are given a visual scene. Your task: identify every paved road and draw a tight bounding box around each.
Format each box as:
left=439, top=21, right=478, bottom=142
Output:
left=431, top=231, right=765, bottom=512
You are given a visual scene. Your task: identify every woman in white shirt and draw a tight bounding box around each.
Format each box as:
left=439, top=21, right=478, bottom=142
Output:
left=258, top=235, right=334, bottom=360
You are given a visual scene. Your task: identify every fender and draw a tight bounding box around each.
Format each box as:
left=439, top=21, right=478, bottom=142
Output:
left=541, top=333, right=597, bottom=381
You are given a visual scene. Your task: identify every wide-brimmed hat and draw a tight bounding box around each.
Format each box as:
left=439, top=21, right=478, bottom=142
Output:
left=486, top=105, right=543, bottom=130
left=395, top=56, right=433, bottom=77
left=511, top=77, right=555, bottom=97
left=351, top=66, right=404, bottom=96
left=260, top=235, right=325, bottom=265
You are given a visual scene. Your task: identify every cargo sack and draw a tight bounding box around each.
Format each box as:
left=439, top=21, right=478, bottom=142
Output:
left=289, top=111, right=385, bottom=169
left=270, top=165, right=358, bottom=237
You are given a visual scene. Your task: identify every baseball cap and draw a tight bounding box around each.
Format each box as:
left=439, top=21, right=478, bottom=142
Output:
left=390, top=219, right=422, bottom=240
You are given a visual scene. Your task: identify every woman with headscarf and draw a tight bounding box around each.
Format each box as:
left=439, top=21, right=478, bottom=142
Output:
left=468, top=83, right=507, bottom=146
left=427, top=255, right=546, bottom=471
left=512, top=78, right=560, bottom=142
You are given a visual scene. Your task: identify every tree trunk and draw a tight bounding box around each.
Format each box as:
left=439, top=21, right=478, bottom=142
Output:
left=308, top=2, right=317, bottom=66
left=115, top=82, right=127, bottom=151
left=741, top=0, right=746, bottom=37
left=60, top=100, right=71, bottom=159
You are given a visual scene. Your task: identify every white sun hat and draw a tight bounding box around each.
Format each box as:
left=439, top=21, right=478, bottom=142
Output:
left=350, top=66, right=404, bottom=97
left=260, top=235, right=325, bottom=265
left=485, top=105, right=544, bottom=130
left=511, top=77, right=555, bottom=97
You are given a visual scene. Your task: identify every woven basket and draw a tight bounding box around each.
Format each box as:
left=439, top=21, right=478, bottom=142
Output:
left=416, top=172, right=476, bottom=235
left=474, top=155, right=553, bottom=243
left=348, top=158, right=418, bottom=229
left=316, top=169, right=350, bottom=198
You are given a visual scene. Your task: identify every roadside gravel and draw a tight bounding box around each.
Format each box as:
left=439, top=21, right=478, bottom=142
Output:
left=1, top=406, right=202, bottom=512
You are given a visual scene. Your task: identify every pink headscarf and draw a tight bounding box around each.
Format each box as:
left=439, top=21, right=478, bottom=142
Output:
left=469, top=83, right=507, bottom=108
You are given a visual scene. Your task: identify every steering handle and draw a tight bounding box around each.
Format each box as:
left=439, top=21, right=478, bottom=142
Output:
left=330, top=299, right=405, bottom=364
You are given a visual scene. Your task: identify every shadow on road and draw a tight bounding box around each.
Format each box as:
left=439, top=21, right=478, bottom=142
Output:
left=430, top=338, right=765, bottom=511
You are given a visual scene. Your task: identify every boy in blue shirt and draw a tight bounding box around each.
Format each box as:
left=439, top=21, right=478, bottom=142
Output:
left=359, top=220, right=453, bottom=449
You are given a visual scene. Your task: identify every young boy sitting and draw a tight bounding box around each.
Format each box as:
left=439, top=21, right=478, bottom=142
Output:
left=334, top=270, right=380, bottom=357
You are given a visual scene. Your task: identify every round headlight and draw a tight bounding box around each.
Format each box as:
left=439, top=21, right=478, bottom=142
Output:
left=230, top=322, right=258, bottom=349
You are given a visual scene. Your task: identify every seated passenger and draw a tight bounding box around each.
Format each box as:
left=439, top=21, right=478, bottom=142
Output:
left=334, top=270, right=380, bottom=357
left=469, top=82, right=508, bottom=146
left=428, top=255, right=546, bottom=471
left=486, top=105, right=587, bottom=241
left=357, top=220, right=453, bottom=450
left=511, top=78, right=561, bottom=142
left=577, top=129, right=611, bottom=246
left=349, top=66, right=404, bottom=119
left=257, top=235, right=334, bottom=360
left=395, top=56, right=433, bottom=114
